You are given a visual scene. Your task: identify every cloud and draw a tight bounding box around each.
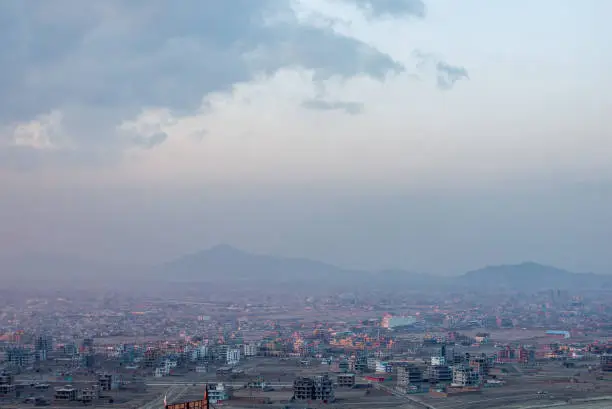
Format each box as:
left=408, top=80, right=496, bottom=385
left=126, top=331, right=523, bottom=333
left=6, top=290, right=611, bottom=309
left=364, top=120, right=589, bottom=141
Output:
left=349, top=0, right=426, bottom=18
left=131, top=132, right=168, bottom=150
left=10, top=111, right=65, bottom=150
left=412, top=50, right=469, bottom=90
left=0, top=0, right=405, bottom=169
left=301, top=99, right=364, bottom=115
left=436, top=61, right=470, bottom=90
left=190, top=130, right=209, bottom=142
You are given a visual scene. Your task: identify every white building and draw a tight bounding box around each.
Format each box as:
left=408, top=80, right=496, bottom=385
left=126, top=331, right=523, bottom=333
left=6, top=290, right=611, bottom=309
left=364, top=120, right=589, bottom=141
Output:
left=208, top=383, right=229, bottom=403
left=243, top=343, right=257, bottom=357
left=154, top=359, right=178, bottom=377
left=381, top=315, right=417, bottom=329
left=226, top=349, right=240, bottom=365
left=375, top=360, right=392, bottom=373
left=192, top=345, right=209, bottom=362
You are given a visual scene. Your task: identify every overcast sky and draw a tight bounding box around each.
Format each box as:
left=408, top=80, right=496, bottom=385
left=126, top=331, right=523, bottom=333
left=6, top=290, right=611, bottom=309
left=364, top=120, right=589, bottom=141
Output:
left=0, top=0, right=610, bottom=274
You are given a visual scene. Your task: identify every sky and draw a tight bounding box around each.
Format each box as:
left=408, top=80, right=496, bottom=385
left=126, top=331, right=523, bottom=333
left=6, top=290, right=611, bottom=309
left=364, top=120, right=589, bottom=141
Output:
left=0, top=0, right=611, bottom=275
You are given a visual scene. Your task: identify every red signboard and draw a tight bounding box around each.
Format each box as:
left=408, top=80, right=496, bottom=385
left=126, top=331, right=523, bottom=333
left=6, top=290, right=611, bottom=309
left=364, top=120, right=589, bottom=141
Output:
left=165, top=389, right=208, bottom=409
left=165, top=399, right=207, bottom=409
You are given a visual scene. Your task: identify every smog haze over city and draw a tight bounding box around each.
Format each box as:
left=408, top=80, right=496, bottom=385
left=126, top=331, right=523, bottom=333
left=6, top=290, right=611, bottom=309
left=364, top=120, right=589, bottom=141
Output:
left=1, top=1, right=611, bottom=409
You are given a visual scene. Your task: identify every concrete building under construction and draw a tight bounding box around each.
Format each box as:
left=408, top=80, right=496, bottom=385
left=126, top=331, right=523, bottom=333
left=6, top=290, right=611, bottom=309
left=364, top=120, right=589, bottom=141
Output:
left=397, top=365, right=423, bottom=386
left=0, top=372, right=15, bottom=395
left=98, top=373, right=116, bottom=391
left=469, top=354, right=492, bottom=376
left=54, top=385, right=78, bottom=401
left=452, top=365, right=480, bottom=387
left=293, top=377, right=314, bottom=400
left=427, top=365, right=452, bottom=383
left=336, top=373, right=356, bottom=388
left=293, top=375, right=335, bottom=402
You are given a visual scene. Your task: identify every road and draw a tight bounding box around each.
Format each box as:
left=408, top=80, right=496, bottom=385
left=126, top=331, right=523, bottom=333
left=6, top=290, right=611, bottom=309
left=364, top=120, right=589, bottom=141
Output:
left=146, top=382, right=293, bottom=388
left=374, top=382, right=437, bottom=409
left=140, top=384, right=190, bottom=409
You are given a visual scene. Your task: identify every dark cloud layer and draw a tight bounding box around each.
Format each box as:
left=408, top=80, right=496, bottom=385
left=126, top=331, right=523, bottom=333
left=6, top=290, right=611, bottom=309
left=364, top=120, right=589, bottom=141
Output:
left=0, top=0, right=405, bottom=168
left=351, top=0, right=426, bottom=18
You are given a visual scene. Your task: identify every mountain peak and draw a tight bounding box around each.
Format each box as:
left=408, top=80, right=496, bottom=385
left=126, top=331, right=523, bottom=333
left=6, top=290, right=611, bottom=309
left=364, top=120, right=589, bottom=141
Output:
left=207, top=244, right=244, bottom=254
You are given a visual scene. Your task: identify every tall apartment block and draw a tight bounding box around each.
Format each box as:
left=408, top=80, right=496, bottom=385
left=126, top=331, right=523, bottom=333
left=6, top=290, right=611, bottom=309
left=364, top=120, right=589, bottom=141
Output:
left=601, top=354, right=612, bottom=372
left=35, top=335, right=53, bottom=360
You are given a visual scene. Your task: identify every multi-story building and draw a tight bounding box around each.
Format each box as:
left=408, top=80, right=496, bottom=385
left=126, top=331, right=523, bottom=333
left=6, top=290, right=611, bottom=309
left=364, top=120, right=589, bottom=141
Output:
left=208, top=383, right=229, bottom=403
left=427, top=365, right=452, bottom=383
left=352, top=355, right=369, bottom=373
left=5, top=347, right=35, bottom=368
left=294, top=377, right=314, bottom=400
left=226, top=349, right=240, bottom=365
left=517, top=347, right=536, bottom=365
left=0, top=372, right=15, bottom=395
left=381, top=315, right=417, bottom=329
left=35, top=335, right=54, bottom=356
left=601, top=354, right=612, bottom=372
left=243, top=343, right=258, bottom=357
left=313, top=375, right=335, bottom=402
left=397, top=366, right=423, bottom=387
left=375, top=360, right=392, bottom=373
left=469, top=354, right=491, bottom=376
left=54, top=385, right=78, bottom=401
left=452, top=365, right=480, bottom=387
left=215, top=345, right=229, bottom=362
left=98, top=374, right=115, bottom=391
left=81, top=386, right=99, bottom=403
left=336, top=373, right=356, bottom=388
left=293, top=375, right=335, bottom=402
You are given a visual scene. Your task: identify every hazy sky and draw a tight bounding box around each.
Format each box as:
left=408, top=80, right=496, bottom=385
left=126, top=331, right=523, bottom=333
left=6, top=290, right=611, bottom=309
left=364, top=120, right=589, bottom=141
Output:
left=1, top=0, right=610, bottom=274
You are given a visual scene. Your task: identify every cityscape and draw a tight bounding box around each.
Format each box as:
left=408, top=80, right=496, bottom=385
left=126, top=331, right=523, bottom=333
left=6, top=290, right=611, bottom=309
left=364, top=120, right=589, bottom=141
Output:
left=1, top=0, right=610, bottom=409
left=1, top=247, right=612, bottom=408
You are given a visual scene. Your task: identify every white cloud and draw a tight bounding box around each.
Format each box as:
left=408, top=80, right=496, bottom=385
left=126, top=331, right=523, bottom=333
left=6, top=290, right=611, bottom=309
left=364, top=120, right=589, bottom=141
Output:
left=12, top=111, right=65, bottom=150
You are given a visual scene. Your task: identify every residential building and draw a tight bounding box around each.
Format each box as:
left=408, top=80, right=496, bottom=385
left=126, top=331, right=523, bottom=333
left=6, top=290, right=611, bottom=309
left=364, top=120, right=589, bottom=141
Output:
left=0, top=372, right=15, bottom=395
left=226, top=348, right=240, bottom=365
left=98, top=373, right=115, bottom=391
left=452, top=365, right=480, bottom=387
left=313, top=374, right=335, bottom=402
left=336, top=373, right=356, bottom=388
left=397, top=366, right=422, bottom=387
left=293, top=375, right=335, bottom=402
left=54, top=385, right=78, bottom=401
left=427, top=365, right=452, bottom=383
left=293, top=377, right=314, bottom=401
left=243, top=343, right=258, bottom=357
left=208, top=383, right=229, bottom=403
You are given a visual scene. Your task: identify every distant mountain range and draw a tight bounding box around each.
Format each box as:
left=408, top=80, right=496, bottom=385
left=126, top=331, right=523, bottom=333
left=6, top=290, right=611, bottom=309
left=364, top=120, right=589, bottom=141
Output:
left=457, top=261, right=609, bottom=291
left=1, top=245, right=609, bottom=291
left=154, top=244, right=364, bottom=283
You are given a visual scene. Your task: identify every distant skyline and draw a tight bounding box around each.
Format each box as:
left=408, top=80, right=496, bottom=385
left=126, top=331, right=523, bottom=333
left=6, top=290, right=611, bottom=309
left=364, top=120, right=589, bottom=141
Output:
left=0, top=0, right=610, bottom=275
